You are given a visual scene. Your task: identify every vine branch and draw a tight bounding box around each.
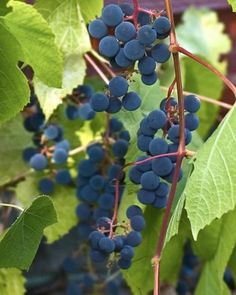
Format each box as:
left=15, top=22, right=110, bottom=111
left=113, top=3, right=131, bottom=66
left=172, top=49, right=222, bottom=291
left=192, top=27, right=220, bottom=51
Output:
left=84, top=53, right=109, bottom=85
left=0, top=203, right=24, bottom=212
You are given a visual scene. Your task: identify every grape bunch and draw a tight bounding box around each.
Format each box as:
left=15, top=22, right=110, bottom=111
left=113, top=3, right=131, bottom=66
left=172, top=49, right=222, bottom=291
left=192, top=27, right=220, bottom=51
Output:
left=64, top=84, right=96, bottom=121
left=129, top=94, right=201, bottom=208
left=88, top=3, right=171, bottom=85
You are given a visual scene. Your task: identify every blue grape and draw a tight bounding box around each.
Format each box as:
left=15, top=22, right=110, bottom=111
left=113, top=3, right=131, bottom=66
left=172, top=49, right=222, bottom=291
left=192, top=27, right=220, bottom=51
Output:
left=137, top=25, right=156, bottom=45
left=129, top=166, right=143, bottom=184
left=108, top=164, right=123, bottom=180
left=88, top=19, right=108, bottom=39
left=98, top=193, right=115, bottom=210
left=109, top=118, right=123, bottom=132
left=24, top=113, right=45, bottom=132
left=106, top=96, right=122, bottom=113
left=139, top=118, right=156, bottom=136
left=160, top=97, right=178, bottom=112
left=115, top=48, right=133, bottom=68
left=118, top=258, right=132, bottom=269
left=155, top=182, right=169, bottom=197
left=185, top=113, right=199, bottom=131
left=81, top=185, right=99, bottom=202
left=115, top=21, right=136, bottom=42
left=112, top=139, right=129, bottom=158
left=87, top=145, right=105, bottom=162
left=89, top=231, right=104, bottom=249
left=138, top=189, right=156, bottom=204
left=99, top=36, right=120, bottom=57
left=137, top=135, right=153, bottom=152
left=114, top=236, right=124, bottom=251
left=102, top=4, right=123, bottom=27
left=90, top=93, right=109, bottom=112
left=38, top=178, right=54, bottom=194
left=96, top=217, right=111, bottom=230
left=44, top=125, right=59, bottom=140
left=126, top=231, right=142, bottom=247
left=168, top=125, right=192, bottom=145
left=149, top=138, right=168, bottom=155
left=151, top=43, right=171, bottom=63
left=141, top=72, right=158, bottom=85
left=136, top=155, right=152, bottom=172
left=77, top=222, right=93, bottom=240
left=56, top=139, right=70, bottom=152
left=93, top=208, right=111, bottom=220
left=138, top=11, right=151, bottom=26
left=138, top=56, right=156, bottom=75
left=83, top=274, right=95, bottom=290
left=78, top=103, right=96, bottom=120
left=76, top=203, right=91, bottom=221
left=30, top=153, right=48, bottom=171
left=130, top=215, right=145, bottom=231
left=152, top=157, right=173, bottom=176
left=98, top=237, right=115, bottom=253
left=153, top=195, right=168, bottom=208
left=77, top=85, right=94, bottom=98
left=168, top=143, right=178, bottom=162
left=119, top=130, right=131, bottom=142
left=65, top=105, right=79, bottom=120
left=164, top=165, right=183, bottom=183
left=108, top=76, right=129, bottom=97
left=89, top=175, right=105, bottom=190
left=184, top=95, right=200, bottom=113
left=22, top=147, right=37, bottom=162
left=126, top=205, right=142, bottom=218
left=78, top=159, right=97, bottom=177
left=119, top=3, right=134, bottom=16
left=140, top=171, right=160, bottom=190
left=90, top=250, right=107, bottom=263
left=124, top=40, right=145, bottom=61
left=122, top=92, right=141, bottom=111
left=55, top=169, right=71, bottom=185
left=53, top=148, right=68, bottom=164
left=153, top=17, right=171, bottom=38
left=66, top=283, right=82, bottom=295
left=120, top=245, right=134, bottom=260
left=147, top=109, right=167, bottom=129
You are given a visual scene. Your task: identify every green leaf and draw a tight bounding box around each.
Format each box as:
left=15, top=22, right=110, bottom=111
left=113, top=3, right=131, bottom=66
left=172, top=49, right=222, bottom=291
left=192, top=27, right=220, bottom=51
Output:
left=16, top=175, right=78, bottom=244
left=0, top=22, right=29, bottom=125
left=0, top=196, right=57, bottom=269
left=195, top=209, right=236, bottom=295
left=0, top=115, right=31, bottom=186
left=78, top=0, right=103, bottom=23
left=185, top=103, right=236, bottom=240
left=4, top=0, right=63, bottom=88
left=227, top=0, right=236, bottom=12
left=0, top=0, right=11, bottom=16
left=0, top=269, right=25, bottom=294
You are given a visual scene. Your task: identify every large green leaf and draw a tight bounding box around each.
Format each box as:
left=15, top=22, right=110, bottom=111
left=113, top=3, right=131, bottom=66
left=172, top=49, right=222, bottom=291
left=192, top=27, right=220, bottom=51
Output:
left=0, top=196, right=57, bottom=269
left=0, top=269, right=25, bottom=294
left=0, top=22, right=29, bottom=125
left=0, top=0, right=11, bottom=16
left=184, top=103, right=236, bottom=240
left=4, top=0, right=63, bottom=88
left=0, top=115, right=32, bottom=186
left=227, top=0, right=236, bottom=12
left=78, top=0, right=103, bottom=23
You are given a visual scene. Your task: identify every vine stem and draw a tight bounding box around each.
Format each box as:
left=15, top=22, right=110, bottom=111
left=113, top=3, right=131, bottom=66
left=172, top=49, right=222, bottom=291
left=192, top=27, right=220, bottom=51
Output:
left=153, top=1, right=186, bottom=295
left=84, top=53, right=109, bottom=85
left=175, top=46, right=236, bottom=99
left=132, top=0, right=140, bottom=28
left=0, top=203, right=24, bottom=212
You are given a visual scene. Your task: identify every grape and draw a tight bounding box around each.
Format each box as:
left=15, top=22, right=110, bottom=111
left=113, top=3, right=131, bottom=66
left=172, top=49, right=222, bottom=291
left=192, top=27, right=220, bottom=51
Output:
left=160, top=97, right=178, bottom=112
left=147, top=109, right=167, bottom=129
left=65, top=105, right=79, bottom=120
left=168, top=125, right=192, bottom=145
left=30, top=153, right=48, bottom=170
left=93, top=208, right=111, bottom=220
left=87, top=145, right=105, bottom=162
left=106, top=96, right=122, bottom=113
left=24, top=113, right=45, bottom=132
left=149, top=138, right=168, bottom=155
left=88, top=19, right=108, bottom=39
left=102, top=4, right=123, bottom=27
left=78, top=159, right=97, bottom=177
left=119, top=3, right=134, bottom=16
left=151, top=43, right=171, bottom=63
left=78, top=103, right=96, bottom=120
left=168, top=143, right=178, bottom=162
left=155, top=182, right=169, bottom=197
left=137, top=135, right=153, bottom=152
left=139, top=118, right=156, bottom=136
left=109, top=118, right=123, bottom=132
left=129, top=166, right=143, bottom=184
left=77, top=84, right=94, bottom=98
left=90, top=250, right=107, bottom=263
left=138, top=11, right=151, bottom=26
left=126, top=205, right=143, bottom=218
left=152, top=157, right=173, bottom=176
left=184, top=95, right=200, bottom=113
left=108, top=164, right=123, bottom=180
left=38, top=178, right=54, bottom=194
left=67, top=283, right=82, bottom=295
left=78, top=222, right=93, bottom=240
left=98, top=193, right=115, bottom=210
left=164, top=165, right=183, bottom=183
left=76, top=203, right=91, bottom=221
left=44, top=125, right=59, bottom=140
left=114, top=236, right=124, bottom=251
left=22, top=147, right=37, bottom=162
left=120, top=245, right=134, bottom=260
left=56, top=139, right=70, bottom=152
left=119, top=130, right=131, bottom=142
left=138, top=56, right=156, bottom=75
left=153, top=195, right=168, bottom=208
left=185, top=113, right=200, bottom=131
left=99, top=237, right=115, bottom=253
left=108, top=76, right=129, bottom=97
left=89, top=175, right=105, bottom=190
left=124, top=40, right=145, bottom=61
left=137, top=25, right=157, bottom=45
left=130, top=215, right=146, bottom=231
left=53, top=148, right=68, bottom=164
left=55, top=169, right=71, bottom=185
left=152, top=17, right=171, bottom=38
left=83, top=274, right=95, bottom=290
left=122, top=91, right=141, bottom=111
left=118, top=258, right=132, bottom=269
left=90, top=93, right=109, bottom=112
left=81, top=185, right=99, bottom=202
left=126, top=231, right=142, bottom=247
left=141, top=71, right=158, bottom=86
left=99, top=36, right=120, bottom=57
left=137, top=189, right=156, bottom=204
left=115, top=22, right=136, bottom=42
left=89, top=231, right=104, bottom=249
left=140, top=171, right=160, bottom=190
left=112, top=139, right=129, bottom=158
left=115, top=48, right=133, bottom=68
left=136, top=155, right=152, bottom=172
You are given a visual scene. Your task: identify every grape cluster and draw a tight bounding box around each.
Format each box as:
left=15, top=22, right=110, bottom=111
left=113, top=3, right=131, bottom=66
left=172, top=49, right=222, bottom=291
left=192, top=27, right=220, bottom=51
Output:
left=65, top=84, right=96, bottom=121
left=129, top=94, right=201, bottom=208
left=88, top=3, right=171, bottom=85
left=90, top=75, right=141, bottom=113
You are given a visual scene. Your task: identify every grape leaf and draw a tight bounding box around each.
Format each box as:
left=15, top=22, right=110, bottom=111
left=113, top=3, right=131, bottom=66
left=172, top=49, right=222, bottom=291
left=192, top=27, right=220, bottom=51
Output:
left=0, top=115, right=32, bottom=186
left=0, top=0, right=11, bottom=16
left=227, top=0, right=236, bottom=12
left=184, top=103, right=236, bottom=240
left=0, top=196, right=57, bottom=269
left=0, top=21, right=29, bottom=125
left=4, top=0, right=63, bottom=88
left=78, top=0, right=103, bottom=23
left=0, top=269, right=25, bottom=294
left=16, top=175, right=78, bottom=244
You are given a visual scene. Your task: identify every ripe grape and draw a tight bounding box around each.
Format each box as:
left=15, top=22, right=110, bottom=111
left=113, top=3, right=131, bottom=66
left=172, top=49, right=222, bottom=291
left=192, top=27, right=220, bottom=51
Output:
left=168, top=125, right=192, bottom=145
left=139, top=118, right=156, bottom=136
left=88, top=19, right=108, bottom=39
left=126, top=231, right=142, bottom=247
left=30, top=153, right=48, bottom=171
left=38, top=178, right=54, bottom=194
left=138, top=56, right=156, bottom=75
left=90, top=93, right=109, bottom=112
left=87, top=145, right=105, bottom=162
left=44, top=125, right=59, bottom=140
left=78, top=103, right=96, bottom=120
left=122, top=92, right=141, bottom=111
left=90, top=250, right=107, bottom=263
left=137, top=11, right=151, bottom=26
left=126, top=205, right=143, bottom=218
left=185, top=113, right=200, bottom=131
left=141, top=72, right=158, bottom=85
left=76, top=203, right=91, bottom=221
left=53, top=148, right=68, bottom=164
left=153, top=195, right=168, bottom=208
left=160, top=97, right=178, bottom=112
left=112, top=139, right=129, bottom=158
left=138, top=189, right=156, bottom=205
left=118, top=258, right=132, bottom=269
left=108, top=76, right=129, bottom=97
left=109, top=118, right=123, bottom=132
left=137, top=135, right=153, bottom=152
left=140, top=171, right=160, bottom=190
left=115, top=48, right=133, bottom=68
left=55, top=169, right=71, bottom=185
left=106, top=96, right=122, bottom=113
left=184, top=95, right=201, bottom=113
left=136, top=155, right=152, bottom=172
left=152, top=157, right=173, bottom=176
left=98, top=193, right=115, bottom=210
left=115, top=22, right=136, bottom=42
left=155, top=182, right=169, bottom=197
left=151, top=43, right=171, bottom=63
left=147, top=109, right=167, bottom=129
left=130, top=215, right=146, bottom=231
left=102, top=4, right=124, bottom=27
left=129, top=166, right=143, bottom=184
left=65, top=105, right=79, bottom=120
left=149, top=137, right=168, bottom=155
left=137, top=25, right=157, bottom=45
left=119, top=130, right=131, bottom=142
left=99, top=36, right=120, bottom=57
left=114, top=236, right=124, bottom=251
left=89, top=231, right=104, bottom=249
left=124, top=40, right=145, bottom=61
left=89, top=175, right=105, bottom=191
left=120, top=245, right=134, bottom=260
left=22, top=147, right=37, bottom=162
left=56, top=139, right=70, bottom=152
left=78, top=159, right=97, bottom=177
left=119, top=3, right=134, bottom=16
left=98, top=237, right=115, bottom=253
left=152, top=17, right=171, bottom=38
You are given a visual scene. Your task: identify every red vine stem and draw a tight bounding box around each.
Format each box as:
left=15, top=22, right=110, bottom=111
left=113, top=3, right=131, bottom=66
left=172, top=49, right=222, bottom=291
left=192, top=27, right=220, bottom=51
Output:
left=175, top=46, right=236, bottom=99
left=84, top=53, right=109, bottom=85
left=132, top=0, right=140, bottom=28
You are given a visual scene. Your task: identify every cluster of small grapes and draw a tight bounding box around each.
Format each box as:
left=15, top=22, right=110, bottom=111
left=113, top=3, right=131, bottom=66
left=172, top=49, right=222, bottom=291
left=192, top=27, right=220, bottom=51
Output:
left=22, top=96, right=72, bottom=194
left=88, top=3, right=171, bottom=85
left=65, top=84, right=96, bottom=121
left=129, top=94, right=201, bottom=208
left=90, top=75, right=141, bottom=113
